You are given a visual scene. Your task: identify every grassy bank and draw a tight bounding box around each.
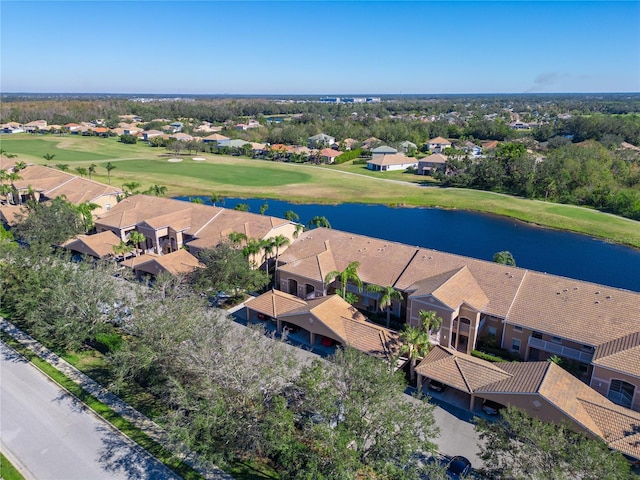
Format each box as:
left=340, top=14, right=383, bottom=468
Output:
left=3, top=134, right=640, bottom=248
left=0, top=452, right=25, bottom=480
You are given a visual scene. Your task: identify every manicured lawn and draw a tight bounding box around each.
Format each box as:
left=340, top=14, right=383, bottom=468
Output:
left=0, top=452, right=25, bottom=480
left=4, top=135, right=640, bottom=248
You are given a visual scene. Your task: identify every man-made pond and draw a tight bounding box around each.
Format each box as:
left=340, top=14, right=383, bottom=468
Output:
left=176, top=197, right=640, bottom=292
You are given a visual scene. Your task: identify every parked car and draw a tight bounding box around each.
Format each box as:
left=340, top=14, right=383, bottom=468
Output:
left=429, top=380, right=447, bottom=392
left=481, top=399, right=504, bottom=415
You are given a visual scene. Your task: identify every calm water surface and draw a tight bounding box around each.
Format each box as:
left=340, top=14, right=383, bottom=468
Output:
left=177, top=197, right=640, bottom=292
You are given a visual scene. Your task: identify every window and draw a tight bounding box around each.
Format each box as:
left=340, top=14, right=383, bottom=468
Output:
left=608, top=380, right=635, bottom=409
left=511, top=338, right=521, bottom=352
left=513, top=326, right=523, bottom=332
left=551, top=336, right=562, bottom=343
left=105, top=203, right=111, bottom=211
left=532, top=331, right=543, bottom=339
left=487, top=326, right=497, bottom=336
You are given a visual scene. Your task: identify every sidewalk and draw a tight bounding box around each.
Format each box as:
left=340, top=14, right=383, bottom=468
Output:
left=0, top=317, right=233, bottom=480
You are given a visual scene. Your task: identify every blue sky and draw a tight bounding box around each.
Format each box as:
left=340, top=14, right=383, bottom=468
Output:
left=1, top=1, right=638, bottom=94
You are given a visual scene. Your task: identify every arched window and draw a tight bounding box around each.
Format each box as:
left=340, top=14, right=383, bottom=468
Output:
left=608, top=379, right=635, bottom=408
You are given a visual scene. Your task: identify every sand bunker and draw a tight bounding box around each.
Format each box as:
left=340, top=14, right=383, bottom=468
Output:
left=168, top=158, right=183, bottom=163
left=192, top=157, right=206, bottom=161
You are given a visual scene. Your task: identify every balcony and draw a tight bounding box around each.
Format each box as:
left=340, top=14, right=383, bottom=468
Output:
left=527, top=337, right=593, bottom=363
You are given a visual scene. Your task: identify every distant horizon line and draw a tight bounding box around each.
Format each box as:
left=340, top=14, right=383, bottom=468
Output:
left=2, top=91, right=639, bottom=97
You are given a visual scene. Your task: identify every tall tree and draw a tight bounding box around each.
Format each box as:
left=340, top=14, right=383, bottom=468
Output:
left=259, top=202, right=269, bottom=215
left=75, top=167, right=88, bottom=177
left=366, top=284, right=404, bottom=327
left=122, top=181, right=141, bottom=196
left=399, top=325, right=431, bottom=382
left=105, top=162, right=116, bottom=184
left=88, top=163, right=97, bottom=180
left=43, top=153, right=56, bottom=166
left=269, top=234, right=290, bottom=287
left=493, top=250, right=516, bottom=266
left=145, top=184, right=167, bottom=197
left=75, top=201, right=99, bottom=232
left=56, top=164, right=70, bottom=172
left=128, top=231, right=146, bottom=257
left=235, top=203, right=250, bottom=212
left=307, top=215, right=331, bottom=229
left=476, top=406, right=631, bottom=480
left=228, top=231, right=247, bottom=247
left=210, top=192, right=224, bottom=206
left=112, top=240, right=133, bottom=260
left=419, top=309, right=442, bottom=335
left=242, top=238, right=263, bottom=267
left=284, top=210, right=299, bottom=222
left=325, top=260, right=362, bottom=299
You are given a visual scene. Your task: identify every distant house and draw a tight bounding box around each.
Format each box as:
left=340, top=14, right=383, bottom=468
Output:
left=227, top=139, right=250, bottom=148
left=2, top=122, right=24, bottom=134
left=361, top=137, right=382, bottom=150
left=22, top=120, right=48, bottom=133
left=371, top=145, right=398, bottom=157
left=427, top=137, right=452, bottom=153
left=142, top=130, right=164, bottom=141
left=399, top=140, right=417, bottom=153
left=510, top=121, right=530, bottom=130
left=367, top=153, right=417, bottom=172
left=417, top=154, right=447, bottom=175
left=460, top=140, right=482, bottom=158
left=169, top=122, right=184, bottom=132
left=481, top=140, right=499, bottom=150
left=308, top=133, right=335, bottom=148
left=202, top=133, right=230, bottom=146
left=170, top=133, right=194, bottom=142
left=317, top=148, right=342, bottom=164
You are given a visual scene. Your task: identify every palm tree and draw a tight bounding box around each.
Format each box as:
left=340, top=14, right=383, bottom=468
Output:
left=43, top=153, right=56, bottom=166
left=307, top=215, right=331, bottom=229
left=284, top=210, right=299, bottom=222
left=13, top=161, right=27, bottom=172
left=210, top=192, right=224, bottom=206
left=75, top=167, right=88, bottom=177
left=75, top=202, right=99, bottom=232
left=122, top=181, right=141, bottom=196
left=0, top=149, right=17, bottom=159
left=146, top=184, right=168, bottom=196
left=128, top=231, right=146, bottom=257
left=242, top=238, right=263, bottom=267
left=367, top=284, right=404, bottom=328
left=259, top=238, right=275, bottom=275
left=270, top=234, right=290, bottom=286
left=113, top=240, right=133, bottom=260
left=493, top=250, right=516, bottom=266
left=105, top=162, right=116, bottom=185
left=293, top=223, right=305, bottom=239
left=419, top=309, right=442, bottom=335
left=190, top=197, right=204, bottom=204
left=228, top=231, right=248, bottom=247
left=399, top=325, right=431, bottom=383
left=325, top=260, right=362, bottom=299
left=259, top=202, right=269, bottom=215
left=88, top=164, right=97, bottom=179
left=235, top=203, right=250, bottom=212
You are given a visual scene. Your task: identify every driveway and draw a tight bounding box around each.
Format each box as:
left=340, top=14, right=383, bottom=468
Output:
left=0, top=342, right=180, bottom=480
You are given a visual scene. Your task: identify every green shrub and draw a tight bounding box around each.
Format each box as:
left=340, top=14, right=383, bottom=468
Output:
left=471, top=350, right=509, bottom=363
left=93, top=332, right=124, bottom=353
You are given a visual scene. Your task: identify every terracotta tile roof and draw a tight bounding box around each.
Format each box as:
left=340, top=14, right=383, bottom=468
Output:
left=428, top=136, right=451, bottom=144
left=395, top=247, right=525, bottom=318
left=319, top=148, right=341, bottom=157
left=579, top=399, right=640, bottom=459
left=409, top=266, right=490, bottom=311
left=505, top=271, right=640, bottom=347
left=367, top=153, right=416, bottom=167
left=61, top=231, right=121, bottom=258
left=415, top=346, right=513, bottom=393
left=132, top=249, right=204, bottom=276
left=417, top=349, right=640, bottom=459
left=592, top=332, right=640, bottom=377
left=247, top=292, right=400, bottom=359
left=418, top=153, right=448, bottom=164
left=245, top=289, right=312, bottom=318
left=278, top=246, right=337, bottom=283
left=279, top=229, right=417, bottom=288
left=0, top=205, right=26, bottom=226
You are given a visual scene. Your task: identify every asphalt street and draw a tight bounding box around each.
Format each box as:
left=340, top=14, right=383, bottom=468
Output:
left=0, top=342, right=180, bottom=480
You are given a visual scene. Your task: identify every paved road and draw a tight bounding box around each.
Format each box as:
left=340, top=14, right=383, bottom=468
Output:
left=0, top=342, right=180, bottom=480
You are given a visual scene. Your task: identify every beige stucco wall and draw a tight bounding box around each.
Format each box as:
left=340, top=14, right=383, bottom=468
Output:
left=280, top=312, right=341, bottom=345
left=89, top=193, right=120, bottom=216
left=591, top=366, right=640, bottom=412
